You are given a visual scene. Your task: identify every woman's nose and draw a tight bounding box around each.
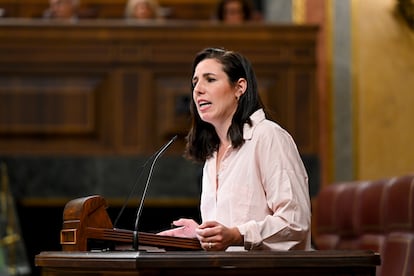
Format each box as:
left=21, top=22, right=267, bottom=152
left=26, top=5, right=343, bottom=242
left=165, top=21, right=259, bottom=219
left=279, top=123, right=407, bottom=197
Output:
left=193, top=82, right=204, bottom=95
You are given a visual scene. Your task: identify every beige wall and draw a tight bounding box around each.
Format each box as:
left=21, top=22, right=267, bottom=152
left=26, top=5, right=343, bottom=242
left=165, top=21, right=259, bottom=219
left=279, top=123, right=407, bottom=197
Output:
left=353, top=0, right=414, bottom=179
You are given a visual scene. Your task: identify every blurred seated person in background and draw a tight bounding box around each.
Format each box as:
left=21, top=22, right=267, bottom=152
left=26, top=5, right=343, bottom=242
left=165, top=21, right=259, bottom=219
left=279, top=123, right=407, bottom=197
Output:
left=43, top=0, right=79, bottom=19
left=125, top=0, right=162, bottom=20
left=215, top=0, right=261, bottom=24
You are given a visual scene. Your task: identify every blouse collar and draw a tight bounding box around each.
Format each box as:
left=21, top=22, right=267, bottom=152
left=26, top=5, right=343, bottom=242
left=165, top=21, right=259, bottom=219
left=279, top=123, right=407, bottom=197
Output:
left=243, top=109, right=265, bottom=140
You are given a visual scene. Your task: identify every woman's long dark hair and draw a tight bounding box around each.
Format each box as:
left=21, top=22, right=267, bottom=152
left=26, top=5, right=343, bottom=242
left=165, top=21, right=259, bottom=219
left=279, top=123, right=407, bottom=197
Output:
left=185, top=47, right=265, bottom=163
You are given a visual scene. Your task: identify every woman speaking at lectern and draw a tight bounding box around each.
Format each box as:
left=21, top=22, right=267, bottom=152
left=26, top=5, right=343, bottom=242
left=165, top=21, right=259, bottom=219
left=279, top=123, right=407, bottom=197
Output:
left=158, top=48, right=311, bottom=251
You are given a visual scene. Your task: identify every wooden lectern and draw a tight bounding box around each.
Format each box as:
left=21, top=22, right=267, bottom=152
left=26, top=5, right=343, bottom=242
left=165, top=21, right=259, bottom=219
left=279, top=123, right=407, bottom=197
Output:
left=35, top=196, right=380, bottom=276
left=59, top=195, right=201, bottom=251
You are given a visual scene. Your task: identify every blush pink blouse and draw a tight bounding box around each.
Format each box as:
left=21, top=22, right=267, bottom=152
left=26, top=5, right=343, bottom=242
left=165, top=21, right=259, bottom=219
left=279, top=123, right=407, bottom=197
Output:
left=200, top=109, right=311, bottom=250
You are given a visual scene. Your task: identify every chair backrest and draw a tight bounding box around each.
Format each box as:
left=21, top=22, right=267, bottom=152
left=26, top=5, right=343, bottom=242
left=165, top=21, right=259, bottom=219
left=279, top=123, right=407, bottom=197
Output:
left=313, top=183, right=344, bottom=249
left=380, top=232, right=414, bottom=276
left=354, top=179, right=388, bottom=276
left=335, top=182, right=360, bottom=250
left=384, top=175, right=414, bottom=233
left=379, top=175, right=414, bottom=276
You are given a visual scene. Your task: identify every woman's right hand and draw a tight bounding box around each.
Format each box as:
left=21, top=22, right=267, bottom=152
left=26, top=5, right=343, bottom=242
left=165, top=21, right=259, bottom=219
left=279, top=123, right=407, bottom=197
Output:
left=156, top=218, right=199, bottom=238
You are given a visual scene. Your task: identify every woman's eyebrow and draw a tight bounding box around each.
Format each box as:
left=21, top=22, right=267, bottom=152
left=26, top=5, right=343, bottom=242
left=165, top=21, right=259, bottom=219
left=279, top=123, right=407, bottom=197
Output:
left=202, top=72, right=217, bottom=78
left=193, top=72, right=216, bottom=81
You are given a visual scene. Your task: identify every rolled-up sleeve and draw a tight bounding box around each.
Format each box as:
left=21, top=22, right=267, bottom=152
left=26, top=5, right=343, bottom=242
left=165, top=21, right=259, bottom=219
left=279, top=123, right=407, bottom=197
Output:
left=238, top=123, right=311, bottom=250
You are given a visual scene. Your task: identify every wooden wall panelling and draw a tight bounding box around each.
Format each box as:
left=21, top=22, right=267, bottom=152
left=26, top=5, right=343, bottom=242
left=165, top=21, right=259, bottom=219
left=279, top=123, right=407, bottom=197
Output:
left=0, top=71, right=108, bottom=154
left=292, top=68, right=317, bottom=154
left=119, top=70, right=143, bottom=152
left=0, top=20, right=319, bottom=157
left=129, top=68, right=157, bottom=154
left=255, top=69, right=317, bottom=155
left=257, top=70, right=288, bottom=133
left=155, top=76, right=191, bottom=147
left=0, top=74, right=94, bottom=134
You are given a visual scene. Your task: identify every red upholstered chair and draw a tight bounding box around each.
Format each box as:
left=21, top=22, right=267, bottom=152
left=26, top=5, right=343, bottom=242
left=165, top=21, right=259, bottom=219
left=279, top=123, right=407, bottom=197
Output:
left=335, top=182, right=360, bottom=250
left=380, top=232, right=414, bottom=276
left=354, top=179, right=388, bottom=276
left=383, top=175, right=414, bottom=233
left=380, top=175, right=414, bottom=276
left=313, top=184, right=344, bottom=250
left=355, top=179, right=388, bottom=251
left=314, top=174, right=414, bottom=276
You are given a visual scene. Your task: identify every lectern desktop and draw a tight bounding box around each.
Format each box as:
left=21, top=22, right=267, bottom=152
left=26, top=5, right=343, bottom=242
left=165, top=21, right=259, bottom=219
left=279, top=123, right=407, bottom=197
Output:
left=35, top=250, right=380, bottom=276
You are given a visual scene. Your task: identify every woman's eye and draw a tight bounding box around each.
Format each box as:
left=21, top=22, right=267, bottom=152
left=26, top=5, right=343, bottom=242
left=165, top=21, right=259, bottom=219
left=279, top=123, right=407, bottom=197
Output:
left=207, top=78, right=216, bottom=82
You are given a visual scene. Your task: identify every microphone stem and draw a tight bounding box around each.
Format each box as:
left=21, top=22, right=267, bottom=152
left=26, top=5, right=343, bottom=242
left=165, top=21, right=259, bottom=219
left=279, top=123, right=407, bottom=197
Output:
left=132, top=135, right=177, bottom=251
left=133, top=230, right=139, bottom=251
left=133, top=157, right=156, bottom=250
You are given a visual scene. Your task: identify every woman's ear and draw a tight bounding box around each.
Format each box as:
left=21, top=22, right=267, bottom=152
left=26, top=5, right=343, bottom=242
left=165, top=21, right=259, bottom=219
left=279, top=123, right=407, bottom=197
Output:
left=235, top=78, right=247, bottom=98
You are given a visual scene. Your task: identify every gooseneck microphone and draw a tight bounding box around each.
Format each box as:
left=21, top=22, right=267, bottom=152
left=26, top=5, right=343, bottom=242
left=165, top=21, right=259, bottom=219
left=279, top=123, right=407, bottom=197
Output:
left=113, top=153, right=155, bottom=229
left=132, top=135, right=178, bottom=250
